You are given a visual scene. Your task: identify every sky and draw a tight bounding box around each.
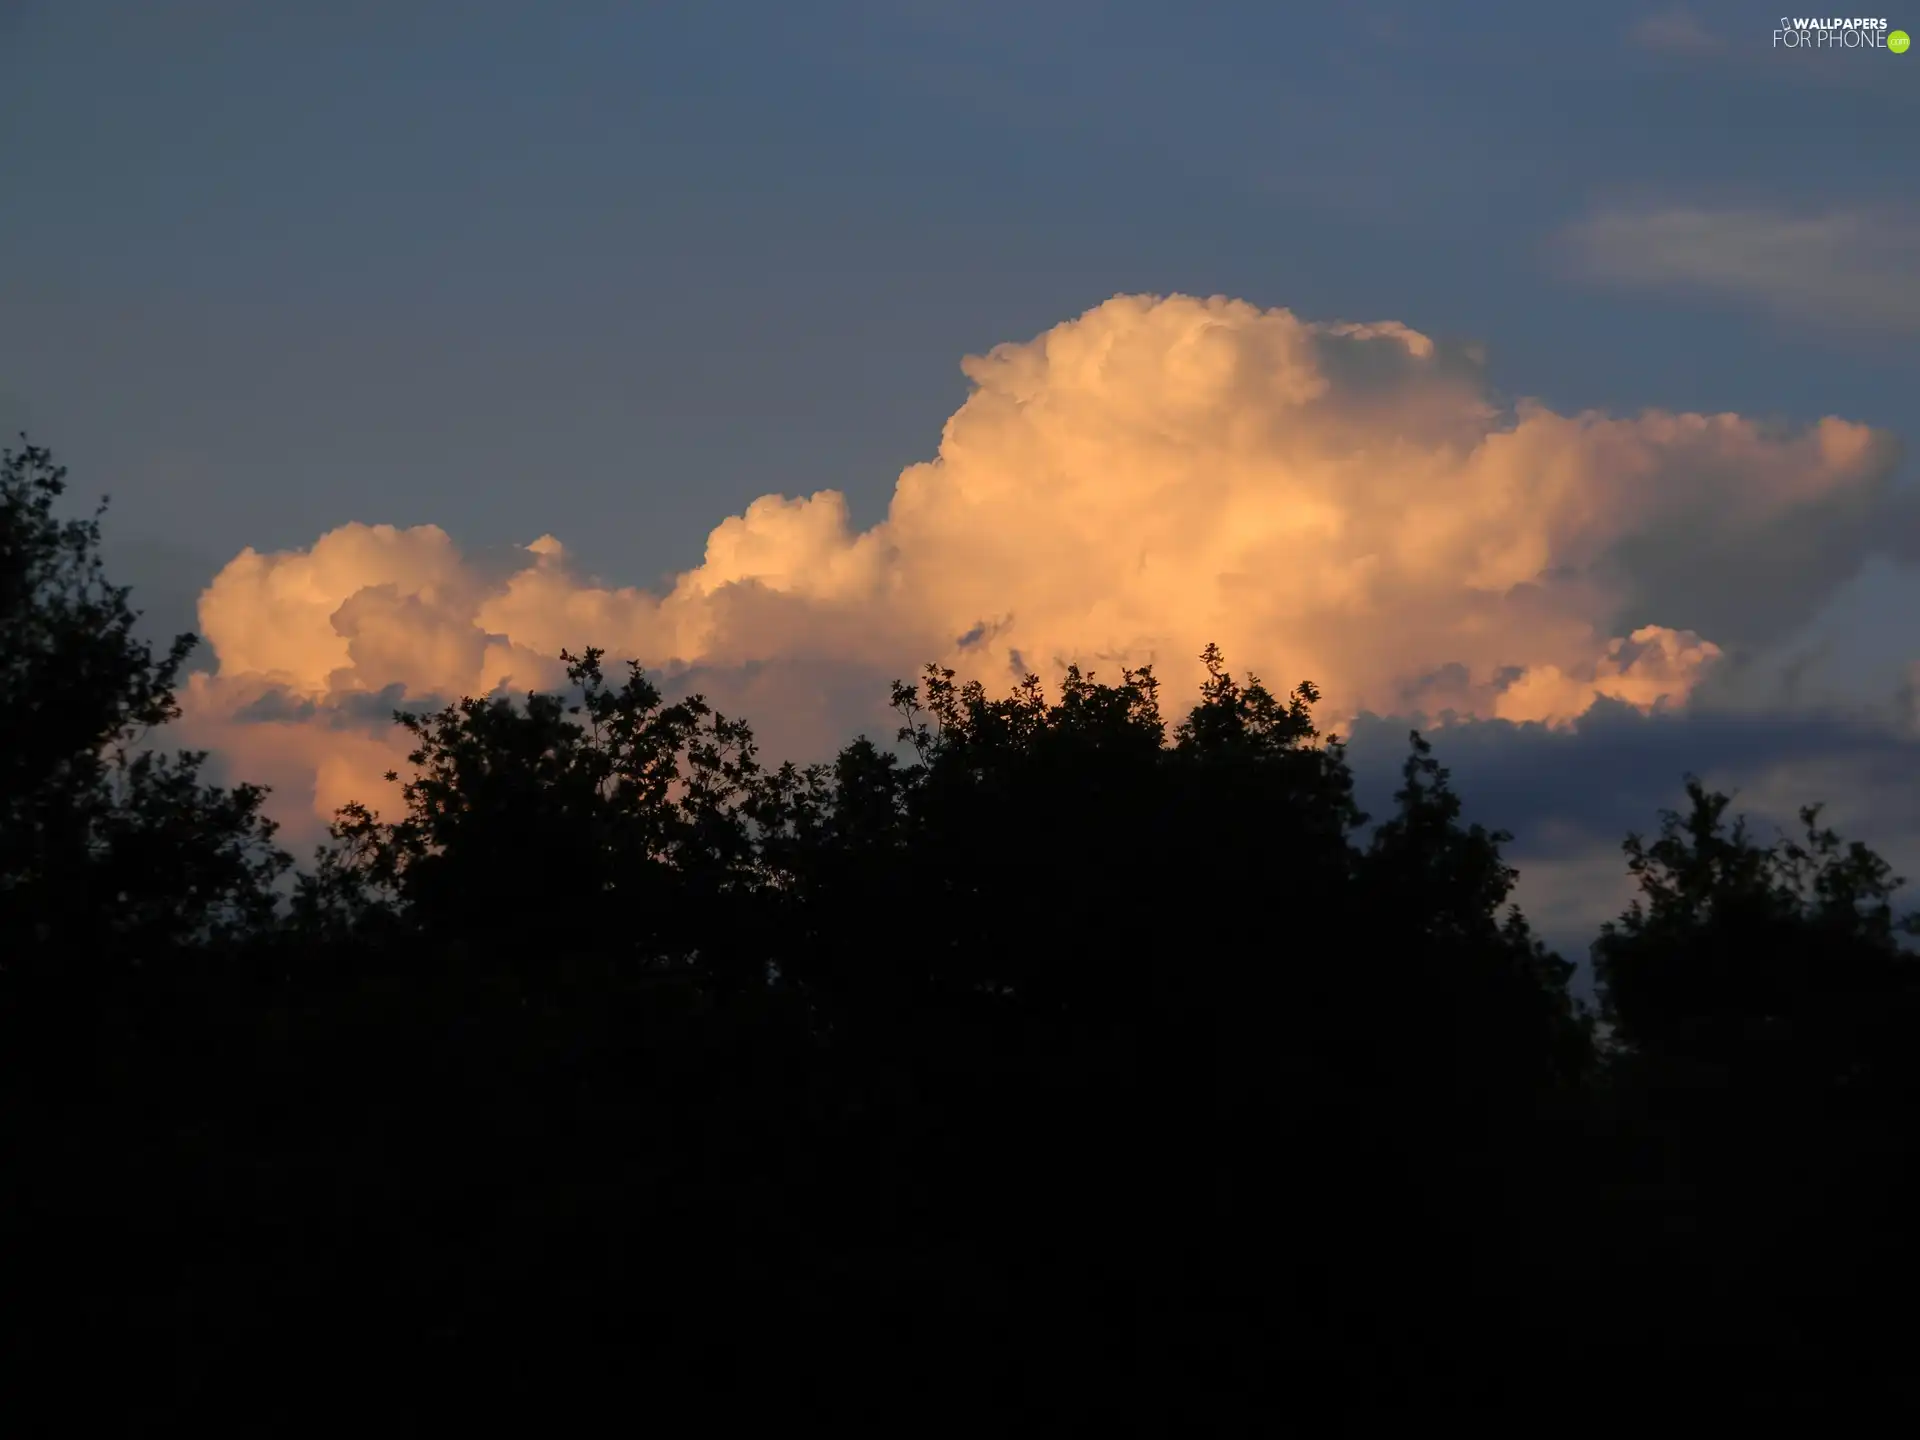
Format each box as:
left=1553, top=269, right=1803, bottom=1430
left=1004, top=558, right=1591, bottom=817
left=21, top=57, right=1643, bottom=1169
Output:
left=3, top=0, right=1917, bottom=959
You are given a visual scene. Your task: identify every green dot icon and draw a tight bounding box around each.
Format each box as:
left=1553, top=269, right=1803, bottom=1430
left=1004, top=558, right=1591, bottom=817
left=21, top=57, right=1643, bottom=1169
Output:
left=1892, top=29, right=1912, bottom=53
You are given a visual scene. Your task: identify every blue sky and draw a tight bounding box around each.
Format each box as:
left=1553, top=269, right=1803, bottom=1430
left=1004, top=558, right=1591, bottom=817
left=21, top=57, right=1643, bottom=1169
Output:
left=4, top=0, right=1916, bottom=955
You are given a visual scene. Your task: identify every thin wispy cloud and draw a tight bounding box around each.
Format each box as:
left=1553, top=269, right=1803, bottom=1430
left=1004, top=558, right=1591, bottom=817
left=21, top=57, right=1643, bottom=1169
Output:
left=1557, top=206, right=1920, bottom=333
left=1629, top=9, right=1725, bottom=56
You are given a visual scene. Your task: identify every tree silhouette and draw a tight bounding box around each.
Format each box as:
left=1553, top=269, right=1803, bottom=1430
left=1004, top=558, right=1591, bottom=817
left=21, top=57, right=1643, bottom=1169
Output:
left=1596, top=777, right=1920, bottom=1072
left=1586, top=778, right=1920, bottom=1404
left=296, top=645, right=772, bottom=984
left=0, top=439, right=287, bottom=971
left=12, top=435, right=1920, bottom=1420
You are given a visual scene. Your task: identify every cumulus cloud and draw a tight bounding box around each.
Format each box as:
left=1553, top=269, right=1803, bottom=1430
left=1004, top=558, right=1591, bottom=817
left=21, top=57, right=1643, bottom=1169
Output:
left=1558, top=206, right=1920, bottom=332
left=176, top=293, right=1910, bottom=841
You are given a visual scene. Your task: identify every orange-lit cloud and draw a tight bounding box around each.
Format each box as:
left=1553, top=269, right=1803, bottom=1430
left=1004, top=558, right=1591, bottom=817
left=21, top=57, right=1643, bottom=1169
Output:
left=177, top=293, right=1905, bottom=836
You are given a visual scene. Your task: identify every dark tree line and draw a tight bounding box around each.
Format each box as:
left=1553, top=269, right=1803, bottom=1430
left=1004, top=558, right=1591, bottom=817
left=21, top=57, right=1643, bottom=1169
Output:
left=4, top=440, right=1918, bottom=1427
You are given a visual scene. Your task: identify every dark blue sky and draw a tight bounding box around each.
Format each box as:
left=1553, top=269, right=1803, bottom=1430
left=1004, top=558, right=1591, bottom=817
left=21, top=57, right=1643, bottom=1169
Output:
left=4, top=0, right=1913, bottom=593
left=4, top=1, right=1917, bottom=953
